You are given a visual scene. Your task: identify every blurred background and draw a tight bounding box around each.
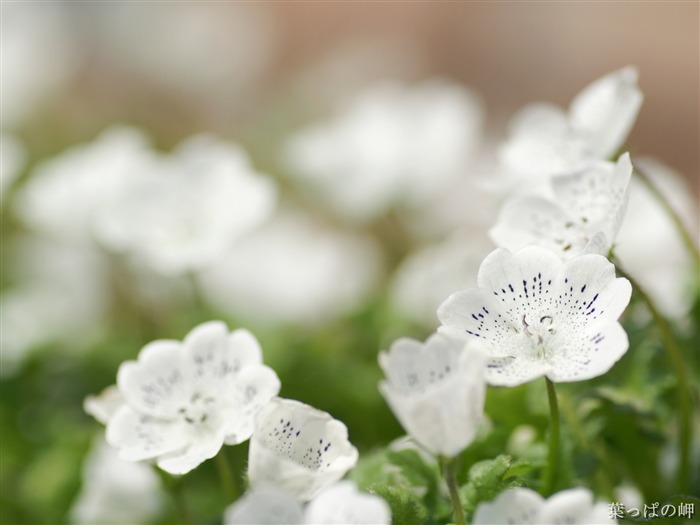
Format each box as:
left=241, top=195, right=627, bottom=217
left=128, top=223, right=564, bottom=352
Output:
left=2, top=2, right=698, bottom=524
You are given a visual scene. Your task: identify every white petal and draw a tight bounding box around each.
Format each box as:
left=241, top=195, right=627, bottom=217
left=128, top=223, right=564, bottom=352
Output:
left=84, top=385, right=124, bottom=425
left=106, top=405, right=188, bottom=462
left=484, top=354, right=552, bottom=387
left=117, top=340, right=191, bottom=419
left=535, top=487, right=596, bottom=524
left=546, top=320, right=629, bottom=383
left=156, top=428, right=226, bottom=475
left=569, top=67, right=643, bottom=160
left=304, top=481, right=391, bottom=524
left=473, top=487, right=544, bottom=525
left=223, top=486, right=304, bottom=525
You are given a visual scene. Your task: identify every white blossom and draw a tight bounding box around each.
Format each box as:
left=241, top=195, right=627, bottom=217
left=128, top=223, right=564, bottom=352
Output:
left=198, top=210, right=382, bottom=325
left=102, top=321, right=280, bottom=475
left=499, top=67, right=642, bottom=186
left=224, top=485, right=305, bottom=525
left=379, top=334, right=487, bottom=457
left=96, top=134, right=277, bottom=275
left=438, top=246, right=632, bottom=386
left=284, top=80, right=483, bottom=222
left=70, top=436, right=165, bottom=524
left=490, top=153, right=633, bottom=259
left=248, top=398, right=359, bottom=501
left=473, top=487, right=616, bottom=524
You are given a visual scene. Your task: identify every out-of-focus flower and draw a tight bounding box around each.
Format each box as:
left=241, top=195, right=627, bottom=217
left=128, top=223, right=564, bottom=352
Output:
left=438, top=246, right=631, bottom=386
left=284, top=80, right=483, bottom=222
left=1, top=134, right=26, bottom=197
left=499, top=67, right=642, bottom=187
left=70, top=437, right=165, bottom=525
left=304, top=481, right=391, bottom=524
left=96, top=134, right=277, bottom=275
left=390, top=229, right=493, bottom=327
left=490, top=153, right=633, bottom=259
left=615, top=157, right=698, bottom=319
left=223, top=481, right=390, bottom=525
left=1, top=1, right=80, bottom=128
left=101, top=321, right=280, bottom=474
left=473, top=487, right=616, bottom=524
left=248, top=398, right=359, bottom=501
left=379, top=334, right=487, bottom=457
left=14, top=127, right=154, bottom=244
left=198, top=210, right=382, bottom=325
left=0, top=239, right=108, bottom=377
left=84, top=386, right=124, bottom=425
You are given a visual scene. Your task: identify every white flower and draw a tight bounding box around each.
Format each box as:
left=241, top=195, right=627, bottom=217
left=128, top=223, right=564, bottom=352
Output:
left=103, top=321, right=280, bottom=474
left=499, top=67, right=642, bottom=184
left=96, top=134, right=277, bottom=274
left=84, top=386, right=124, bottom=425
left=473, top=487, right=616, bottom=524
left=248, top=398, right=359, bottom=501
left=198, top=210, right=382, bottom=325
left=490, top=153, right=633, bottom=259
left=379, top=334, right=487, bottom=457
left=284, top=80, right=483, bottom=222
left=438, top=246, right=632, bottom=386
left=223, top=482, right=391, bottom=525
left=70, top=436, right=165, bottom=525
left=14, top=127, right=154, bottom=243
left=304, top=481, right=391, bottom=524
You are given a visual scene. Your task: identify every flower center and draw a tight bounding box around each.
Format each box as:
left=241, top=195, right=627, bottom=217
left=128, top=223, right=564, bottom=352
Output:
left=177, top=392, right=216, bottom=426
left=521, top=314, right=557, bottom=360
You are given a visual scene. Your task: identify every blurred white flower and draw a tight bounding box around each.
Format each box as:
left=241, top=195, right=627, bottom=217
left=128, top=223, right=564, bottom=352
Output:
left=0, top=239, right=108, bottom=377
left=1, top=134, right=26, bottom=197
left=490, top=153, right=633, bottom=259
left=103, top=321, right=280, bottom=475
left=390, top=229, right=494, bottom=327
left=96, top=134, right=277, bottom=275
left=284, top=80, right=483, bottom=222
left=70, top=436, right=165, bottom=525
left=248, top=398, right=359, bottom=501
left=473, top=487, right=616, bottom=524
left=1, top=1, right=80, bottom=128
left=89, top=2, right=274, bottom=109
left=499, top=67, right=642, bottom=187
left=438, top=246, right=632, bottom=386
left=84, top=386, right=124, bottom=425
left=615, top=157, right=698, bottom=319
left=14, top=127, right=154, bottom=244
left=198, top=210, right=382, bottom=325
left=224, top=481, right=390, bottom=525
left=304, top=481, right=391, bottom=525
left=379, top=334, right=487, bottom=458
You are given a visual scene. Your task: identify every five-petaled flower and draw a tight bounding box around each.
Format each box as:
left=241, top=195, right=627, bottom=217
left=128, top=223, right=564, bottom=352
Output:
left=247, top=398, right=359, bottom=501
left=379, top=333, right=487, bottom=457
left=100, top=321, right=280, bottom=474
left=438, top=246, right=631, bottom=386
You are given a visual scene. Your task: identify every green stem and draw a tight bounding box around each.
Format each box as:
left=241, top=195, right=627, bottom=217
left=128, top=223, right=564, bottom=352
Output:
left=543, top=377, right=560, bottom=496
left=154, top=467, right=193, bottom=525
left=614, top=262, right=693, bottom=491
left=633, top=164, right=700, bottom=267
left=216, top=449, right=238, bottom=502
left=442, top=457, right=466, bottom=525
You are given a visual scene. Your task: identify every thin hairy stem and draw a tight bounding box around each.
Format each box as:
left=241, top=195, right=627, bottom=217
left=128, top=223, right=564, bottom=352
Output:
left=543, top=377, right=560, bottom=496
left=442, top=457, right=466, bottom=525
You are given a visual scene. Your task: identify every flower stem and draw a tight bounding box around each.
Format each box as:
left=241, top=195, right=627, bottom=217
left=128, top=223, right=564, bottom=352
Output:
left=154, top=467, right=194, bottom=525
left=442, top=457, right=466, bottom=525
left=216, top=449, right=238, bottom=503
left=632, top=164, right=700, bottom=267
left=614, top=262, right=693, bottom=491
left=543, top=377, right=560, bottom=496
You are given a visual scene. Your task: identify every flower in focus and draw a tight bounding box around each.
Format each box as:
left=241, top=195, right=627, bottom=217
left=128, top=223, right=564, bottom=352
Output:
left=97, top=134, right=277, bottom=274
left=379, top=334, right=487, bottom=457
left=247, top=398, right=359, bottom=501
left=499, top=67, right=642, bottom=187
left=70, top=437, right=165, bottom=525
left=490, top=153, right=633, bottom=259
left=438, top=246, right=632, bottom=386
left=198, top=209, right=382, bottom=326
left=283, top=80, right=483, bottom=222
left=223, top=481, right=391, bottom=525
left=100, top=321, right=280, bottom=474
left=473, top=487, right=616, bottom=524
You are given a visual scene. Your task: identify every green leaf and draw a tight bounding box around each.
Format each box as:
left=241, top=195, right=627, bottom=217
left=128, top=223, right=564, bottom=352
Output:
left=461, top=455, right=524, bottom=520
